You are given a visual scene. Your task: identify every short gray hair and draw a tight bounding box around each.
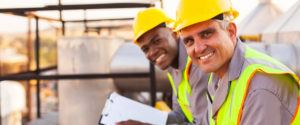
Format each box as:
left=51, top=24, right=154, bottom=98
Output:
left=214, top=13, right=232, bottom=29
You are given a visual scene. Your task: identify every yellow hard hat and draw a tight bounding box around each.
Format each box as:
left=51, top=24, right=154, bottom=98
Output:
left=133, top=8, right=174, bottom=46
left=175, top=0, right=239, bottom=31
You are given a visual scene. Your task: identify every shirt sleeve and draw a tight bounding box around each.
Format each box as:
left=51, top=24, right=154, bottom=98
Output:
left=241, top=89, right=282, bottom=125
left=167, top=93, right=208, bottom=125
left=169, top=65, right=210, bottom=125
left=181, top=110, right=210, bottom=125
left=240, top=72, right=298, bottom=125
left=187, top=64, right=210, bottom=125
left=167, top=92, right=187, bottom=124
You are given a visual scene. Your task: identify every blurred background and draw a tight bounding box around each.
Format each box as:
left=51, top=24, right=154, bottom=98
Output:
left=0, top=0, right=300, bottom=125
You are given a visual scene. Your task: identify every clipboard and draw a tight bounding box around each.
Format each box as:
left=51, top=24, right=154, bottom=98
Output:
left=98, top=92, right=168, bottom=125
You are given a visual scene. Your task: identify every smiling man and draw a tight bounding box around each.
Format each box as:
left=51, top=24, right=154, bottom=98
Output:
left=175, top=0, right=300, bottom=124
left=118, top=8, right=210, bottom=125
left=176, top=0, right=300, bottom=125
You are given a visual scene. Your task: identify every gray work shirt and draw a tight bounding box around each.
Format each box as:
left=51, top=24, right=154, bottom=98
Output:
left=208, top=39, right=299, bottom=125
left=167, top=41, right=210, bottom=125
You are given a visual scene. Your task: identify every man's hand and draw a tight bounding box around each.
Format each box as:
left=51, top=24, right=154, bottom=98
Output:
left=116, top=120, right=151, bottom=125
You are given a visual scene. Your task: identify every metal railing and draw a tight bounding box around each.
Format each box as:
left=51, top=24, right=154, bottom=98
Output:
left=0, top=2, right=157, bottom=124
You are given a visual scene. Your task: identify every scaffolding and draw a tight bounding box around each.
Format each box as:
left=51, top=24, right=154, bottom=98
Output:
left=0, top=1, right=162, bottom=124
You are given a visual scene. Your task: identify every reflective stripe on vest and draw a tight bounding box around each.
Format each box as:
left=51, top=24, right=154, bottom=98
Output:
left=215, top=47, right=300, bottom=125
left=207, top=73, right=216, bottom=125
left=167, top=56, right=194, bottom=122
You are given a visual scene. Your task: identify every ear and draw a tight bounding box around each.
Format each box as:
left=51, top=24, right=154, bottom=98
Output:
left=226, top=22, right=237, bottom=42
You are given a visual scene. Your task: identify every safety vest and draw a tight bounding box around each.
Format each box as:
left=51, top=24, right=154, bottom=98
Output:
left=167, top=56, right=194, bottom=122
left=209, top=46, right=300, bottom=125
left=207, top=74, right=216, bottom=125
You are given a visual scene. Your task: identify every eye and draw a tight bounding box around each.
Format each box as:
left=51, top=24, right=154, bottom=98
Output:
left=141, top=46, right=149, bottom=53
left=153, top=38, right=161, bottom=45
left=183, top=38, right=194, bottom=47
left=201, top=31, right=213, bottom=39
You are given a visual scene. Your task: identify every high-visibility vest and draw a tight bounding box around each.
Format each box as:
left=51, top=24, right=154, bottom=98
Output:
left=167, top=56, right=194, bottom=122
left=209, top=46, right=300, bottom=125
left=207, top=74, right=216, bottom=125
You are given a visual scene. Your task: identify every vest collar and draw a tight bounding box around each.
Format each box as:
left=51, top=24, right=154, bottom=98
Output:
left=178, top=39, right=188, bottom=70
left=227, top=39, right=246, bottom=82
left=209, top=38, right=247, bottom=119
left=167, top=38, right=187, bottom=71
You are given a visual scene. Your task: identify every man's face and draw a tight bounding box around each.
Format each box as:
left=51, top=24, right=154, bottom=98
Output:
left=181, top=20, right=236, bottom=77
left=138, top=27, right=178, bottom=70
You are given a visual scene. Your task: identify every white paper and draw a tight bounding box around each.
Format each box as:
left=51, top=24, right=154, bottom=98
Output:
left=99, top=92, right=168, bottom=125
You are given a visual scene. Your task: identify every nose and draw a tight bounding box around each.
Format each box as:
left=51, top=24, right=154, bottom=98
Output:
left=147, top=46, right=159, bottom=62
left=194, top=38, right=206, bottom=54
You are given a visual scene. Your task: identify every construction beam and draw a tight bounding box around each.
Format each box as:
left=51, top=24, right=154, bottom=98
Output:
left=4, top=66, right=57, bottom=77
left=87, top=25, right=130, bottom=30
left=65, top=18, right=133, bottom=23
left=3, top=12, right=60, bottom=22
left=239, top=34, right=261, bottom=42
left=34, top=16, right=41, bottom=118
left=0, top=73, right=151, bottom=81
left=28, top=13, right=60, bottom=22
left=150, top=63, right=156, bottom=107
left=0, top=3, right=154, bottom=13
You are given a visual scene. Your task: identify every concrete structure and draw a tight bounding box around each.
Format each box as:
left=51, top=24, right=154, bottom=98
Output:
left=262, top=0, right=300, bottom=44
left=247, top=42, right=300, bottom=77
left=238, top=0, right=282, bottom=38
left=1, top=81, right=26, bottom=125
left=57, top=36, right=124, bottom=125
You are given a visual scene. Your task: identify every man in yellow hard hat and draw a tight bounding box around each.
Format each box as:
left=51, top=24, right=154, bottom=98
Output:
left=118, top=8, right=210, bottom=124
left=175, top=0, right=300, bottom=124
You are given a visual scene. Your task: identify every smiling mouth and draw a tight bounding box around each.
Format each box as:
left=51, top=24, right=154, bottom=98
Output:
left=199, top=51, right=214, bottom=60
left=156, top=54, right=166, bottom=63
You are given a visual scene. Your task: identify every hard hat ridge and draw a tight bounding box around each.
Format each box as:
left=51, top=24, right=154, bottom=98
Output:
left=133, top=8, right=174, bottom=46
left=175, top=0, right=239, bottom=31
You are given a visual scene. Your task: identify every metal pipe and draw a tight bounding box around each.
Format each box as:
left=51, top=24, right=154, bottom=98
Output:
left=150, top=63, right=156, bottom=106
left=3, top=66, right=56, bottom=77
left=26, top=82, right=32, bottom=121
left=160, top=0, right=164, bottom=8
left=58, top=0, right=62, bottom=21
left=34, top=16, right=41, bottom=118
left=239, top=35, right=261, bottom=41
left=0, top=74, right=1, bottom=125
left=84, top=9, right=88, bottom=34
left=0, top=73, right=150, bottom=81
left=27, top=16, right=33, bottom=121
left=0, top=3, right=154, bottom=13
left=62, top=21, right=65, bottom=36
left=59, top=0, right=65, bottom=36
left=0, top=36, right=1, bottom=124
left=27, top=17, right=33, bottom=72
left=64, top=18, right=133, bottom=23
